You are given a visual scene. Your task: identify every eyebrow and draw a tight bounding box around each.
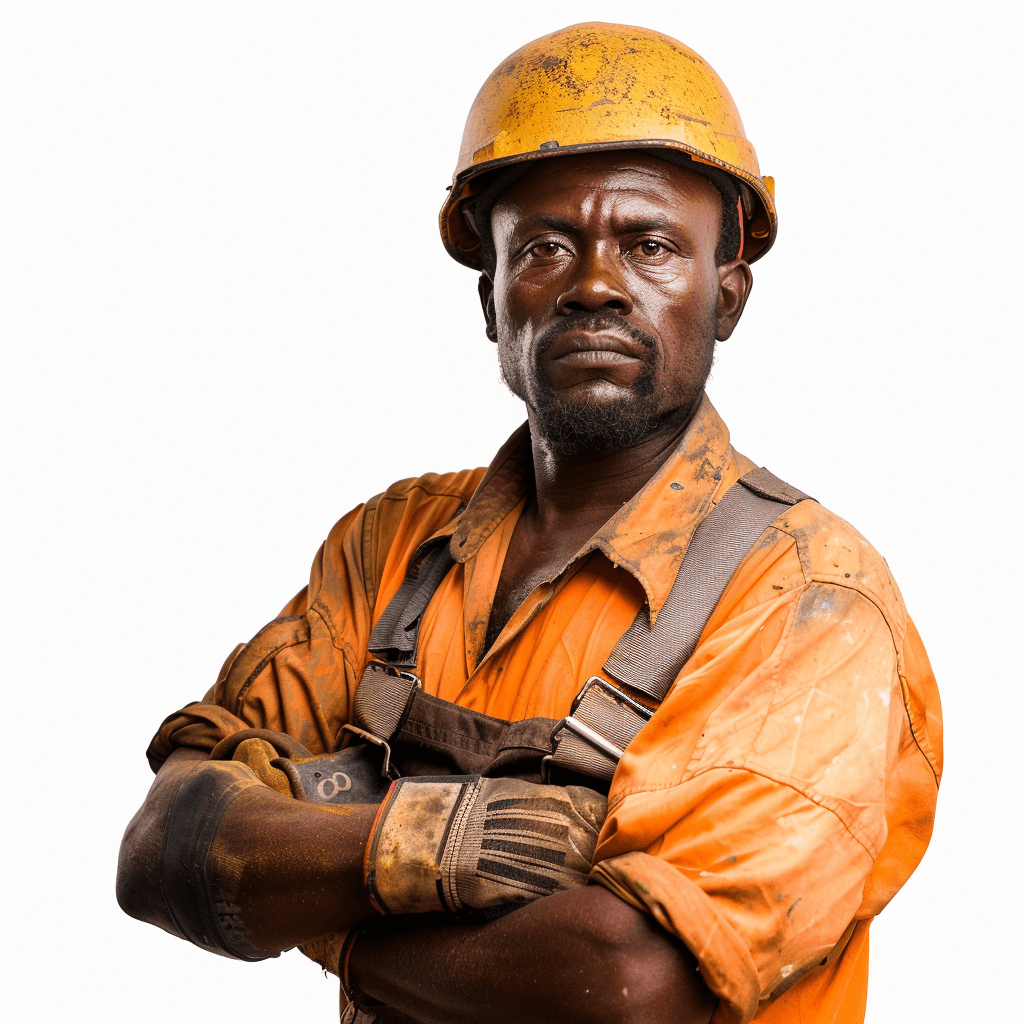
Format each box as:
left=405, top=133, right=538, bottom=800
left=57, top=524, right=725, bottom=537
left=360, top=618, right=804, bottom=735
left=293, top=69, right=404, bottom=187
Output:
left=518, top=213, right=679, bottom=235
left=613, top=215, right=676, bottom=233
left=521, top=214, right=579, bottom=234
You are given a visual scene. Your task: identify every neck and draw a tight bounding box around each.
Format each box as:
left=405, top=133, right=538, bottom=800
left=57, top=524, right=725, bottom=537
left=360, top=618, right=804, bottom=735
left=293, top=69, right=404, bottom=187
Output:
left=525, top=396, right=703, bottom=533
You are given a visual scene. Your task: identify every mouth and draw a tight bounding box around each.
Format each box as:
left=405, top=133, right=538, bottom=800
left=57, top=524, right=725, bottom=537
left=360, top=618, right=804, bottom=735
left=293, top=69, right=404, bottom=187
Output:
left=542, top=330, right=650, bottom=369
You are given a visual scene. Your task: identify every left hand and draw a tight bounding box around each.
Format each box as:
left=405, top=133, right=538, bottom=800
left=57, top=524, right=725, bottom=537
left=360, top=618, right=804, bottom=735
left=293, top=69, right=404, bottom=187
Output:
left=211, top=729, right=392, bottom=805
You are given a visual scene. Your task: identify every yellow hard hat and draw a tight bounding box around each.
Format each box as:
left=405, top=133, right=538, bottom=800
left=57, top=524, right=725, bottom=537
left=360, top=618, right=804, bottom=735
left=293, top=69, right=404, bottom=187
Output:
left=440, top=23, right=776, bottom=269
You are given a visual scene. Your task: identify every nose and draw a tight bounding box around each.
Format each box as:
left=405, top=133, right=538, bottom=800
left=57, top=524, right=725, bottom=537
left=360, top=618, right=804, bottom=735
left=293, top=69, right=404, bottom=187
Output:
left=556, top=245, right=634, bottom=316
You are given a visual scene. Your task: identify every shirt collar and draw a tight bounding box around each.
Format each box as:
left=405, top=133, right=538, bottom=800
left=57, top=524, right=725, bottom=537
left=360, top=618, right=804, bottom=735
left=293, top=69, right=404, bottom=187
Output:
left=448, top=393, right=735, bottom=620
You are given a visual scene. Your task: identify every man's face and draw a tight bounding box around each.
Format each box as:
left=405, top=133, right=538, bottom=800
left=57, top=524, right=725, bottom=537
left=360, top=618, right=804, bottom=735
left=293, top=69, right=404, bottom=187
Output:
left=485, top=151, right=750, bottom=456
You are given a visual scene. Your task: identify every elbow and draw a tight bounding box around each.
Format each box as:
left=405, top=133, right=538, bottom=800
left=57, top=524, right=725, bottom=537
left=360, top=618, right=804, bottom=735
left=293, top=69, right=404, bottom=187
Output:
left=116, top=803, right=181, bottom=936
left=116, top=758, right=275, bottom=962
left=116, top=753, right=202, bottom=937
left=114, top=832, right=137, bottom=919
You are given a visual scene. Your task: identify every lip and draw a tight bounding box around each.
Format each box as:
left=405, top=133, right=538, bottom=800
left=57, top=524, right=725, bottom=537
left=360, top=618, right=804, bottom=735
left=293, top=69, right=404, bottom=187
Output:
left=542, top=329, right=649, bottom=366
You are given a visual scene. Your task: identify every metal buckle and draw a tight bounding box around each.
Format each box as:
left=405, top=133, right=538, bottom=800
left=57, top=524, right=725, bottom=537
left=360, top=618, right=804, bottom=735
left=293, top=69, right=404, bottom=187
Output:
left=377, top=663, right=422, bottom=689
left=345, top=663, right=422, bottom=781
left=546, top=676, right=655, bottom=770
left=570, top=675, right=655, bottom=722
left=560, top=716, right=626, bottom=761
left=339, top=724, right=401, bottom=781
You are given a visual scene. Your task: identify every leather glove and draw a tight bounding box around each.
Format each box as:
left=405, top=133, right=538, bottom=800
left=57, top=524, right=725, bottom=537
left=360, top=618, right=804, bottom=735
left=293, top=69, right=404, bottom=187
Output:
left=209, top=728, right=393, bottom=805
left=364, top=775, right=607, bottom=915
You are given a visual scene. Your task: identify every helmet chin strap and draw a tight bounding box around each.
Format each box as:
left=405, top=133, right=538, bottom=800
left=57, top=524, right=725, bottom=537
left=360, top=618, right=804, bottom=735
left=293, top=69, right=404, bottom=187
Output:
left=737, top=196, right=745, bottom=261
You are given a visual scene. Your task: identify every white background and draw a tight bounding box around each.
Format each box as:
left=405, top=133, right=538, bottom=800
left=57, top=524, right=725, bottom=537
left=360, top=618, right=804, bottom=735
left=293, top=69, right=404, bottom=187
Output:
left=3, top=2, right=1020, bottom=1021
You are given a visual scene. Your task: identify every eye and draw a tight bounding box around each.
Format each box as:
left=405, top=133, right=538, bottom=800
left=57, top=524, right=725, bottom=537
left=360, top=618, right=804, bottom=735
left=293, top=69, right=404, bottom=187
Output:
left=529, top=241, right=566, bottom=259
left=631, top=239, right=669, bottom=259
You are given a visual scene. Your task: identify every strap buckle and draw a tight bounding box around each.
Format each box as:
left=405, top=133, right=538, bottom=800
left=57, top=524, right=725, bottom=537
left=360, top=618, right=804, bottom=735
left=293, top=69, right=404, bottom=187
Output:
left=379, top=663, right=422, bottom=689
left=544, top=676, right=655, bottom=781
left=346, top=663, right=421, bottom=780
left=339, top=724, right=401, bottom=781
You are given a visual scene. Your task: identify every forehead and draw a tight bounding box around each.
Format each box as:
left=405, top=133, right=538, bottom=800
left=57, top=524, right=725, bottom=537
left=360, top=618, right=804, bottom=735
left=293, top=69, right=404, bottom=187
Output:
left=494, top=151, right=721, bottom=222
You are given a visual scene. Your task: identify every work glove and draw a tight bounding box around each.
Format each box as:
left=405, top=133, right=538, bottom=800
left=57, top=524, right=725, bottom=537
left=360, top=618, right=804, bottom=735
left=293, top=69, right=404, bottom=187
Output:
left=210, top=728, right=392, bottom=805
left=364, top=775, right=607, bottom=915
left=125, top=732, right=392, bottom=962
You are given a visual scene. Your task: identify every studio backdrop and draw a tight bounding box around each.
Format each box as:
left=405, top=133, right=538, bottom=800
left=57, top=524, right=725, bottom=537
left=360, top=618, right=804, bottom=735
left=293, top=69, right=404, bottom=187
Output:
left=3, top=3, right=1020, bottom=1022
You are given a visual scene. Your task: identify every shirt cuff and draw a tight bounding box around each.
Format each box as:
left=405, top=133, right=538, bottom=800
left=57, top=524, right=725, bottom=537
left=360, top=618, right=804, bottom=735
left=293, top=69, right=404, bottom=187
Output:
left=146, top=701, right=250, bottom=771
left=591, top=850, right=760, bottom=1024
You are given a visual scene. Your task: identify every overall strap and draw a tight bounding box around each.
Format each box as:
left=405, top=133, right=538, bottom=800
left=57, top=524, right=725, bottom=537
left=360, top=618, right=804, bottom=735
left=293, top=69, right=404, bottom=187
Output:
left=354, top=467, right=811, bottom=785
left=366, top=539, right=455, bottom=668
left=604, top=467, right=808, bottom=700
left=547, top=468, right=810, bottom=781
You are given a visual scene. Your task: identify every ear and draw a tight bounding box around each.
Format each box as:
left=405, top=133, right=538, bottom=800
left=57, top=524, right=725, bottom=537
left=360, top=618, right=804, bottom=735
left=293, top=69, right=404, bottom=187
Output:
left=715, top=259, right=753, bottom=341
left=477, top=272, right=497, bottom=342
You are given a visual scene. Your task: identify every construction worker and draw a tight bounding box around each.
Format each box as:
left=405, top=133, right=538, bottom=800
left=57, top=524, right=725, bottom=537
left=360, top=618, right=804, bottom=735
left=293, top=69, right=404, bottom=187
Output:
left=116, top=23, right=941, bottom=1024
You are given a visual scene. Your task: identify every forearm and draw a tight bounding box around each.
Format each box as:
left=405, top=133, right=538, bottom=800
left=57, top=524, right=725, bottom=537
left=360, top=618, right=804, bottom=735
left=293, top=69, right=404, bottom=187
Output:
left=210, top=781, right=377, bottom=952
left=117, top=747, right=377, bottom=957
left=349, top=885, right=715, bottom=1024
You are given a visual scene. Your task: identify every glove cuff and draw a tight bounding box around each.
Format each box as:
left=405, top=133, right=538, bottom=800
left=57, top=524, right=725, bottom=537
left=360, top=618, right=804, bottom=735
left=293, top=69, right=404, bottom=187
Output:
left=363, top=776, right=478, bottom=914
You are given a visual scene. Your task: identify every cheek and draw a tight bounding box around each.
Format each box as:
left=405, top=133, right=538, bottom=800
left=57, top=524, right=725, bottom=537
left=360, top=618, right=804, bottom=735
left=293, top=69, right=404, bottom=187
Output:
left=492, top=280, right=536, bottom=394
left=644, top=258, right=717, bottom=310
left=491, top=264, right=521, bottom=335
left=493, top=272, right=548, bottom=356
left=636, top=267, right=718, bottom=383
left=493, top=294, right=528, bottom=367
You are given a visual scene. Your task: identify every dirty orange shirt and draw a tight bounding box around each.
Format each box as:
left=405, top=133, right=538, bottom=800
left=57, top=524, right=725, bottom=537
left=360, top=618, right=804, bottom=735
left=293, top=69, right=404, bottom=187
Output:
left=150, top=395, right=942, bottom=1024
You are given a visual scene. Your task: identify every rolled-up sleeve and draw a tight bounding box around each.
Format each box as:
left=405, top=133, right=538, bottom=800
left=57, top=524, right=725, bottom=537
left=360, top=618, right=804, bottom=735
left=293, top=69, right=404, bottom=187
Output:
left=591, top=578, right=924, bottom=1023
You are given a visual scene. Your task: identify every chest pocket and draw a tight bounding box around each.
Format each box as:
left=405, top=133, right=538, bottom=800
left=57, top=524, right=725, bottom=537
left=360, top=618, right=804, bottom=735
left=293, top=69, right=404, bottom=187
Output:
left=347, top=468, right=809, bottom=792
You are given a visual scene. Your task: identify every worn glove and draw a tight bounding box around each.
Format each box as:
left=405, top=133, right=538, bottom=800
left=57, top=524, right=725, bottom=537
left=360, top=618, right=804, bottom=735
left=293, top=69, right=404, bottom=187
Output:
left=123, top=732, right=391, bottom=962
left=364, top=775, right=607, bottom=915
left=210, top=728, right=392, bottom=806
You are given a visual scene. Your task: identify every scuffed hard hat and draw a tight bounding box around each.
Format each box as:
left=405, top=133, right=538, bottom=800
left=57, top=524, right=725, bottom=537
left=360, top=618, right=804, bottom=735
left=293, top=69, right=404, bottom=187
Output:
left=440, top=23, right=777, bottom=269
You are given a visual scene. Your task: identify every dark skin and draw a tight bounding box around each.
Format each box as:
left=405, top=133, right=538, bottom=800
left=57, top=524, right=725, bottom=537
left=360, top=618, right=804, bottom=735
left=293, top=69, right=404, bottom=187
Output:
left=481, top=151, right=752, bottom=642
left=351, top=153, right=751, bottom=1022
left=119, top=151, right=752, bottom=1023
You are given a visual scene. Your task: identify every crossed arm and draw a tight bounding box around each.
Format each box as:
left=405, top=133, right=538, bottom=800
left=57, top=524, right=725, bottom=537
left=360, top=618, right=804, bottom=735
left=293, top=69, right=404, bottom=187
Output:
left=349, top=887, right=714, bottom=1024
left=117, top=748, right=715, bottom=1024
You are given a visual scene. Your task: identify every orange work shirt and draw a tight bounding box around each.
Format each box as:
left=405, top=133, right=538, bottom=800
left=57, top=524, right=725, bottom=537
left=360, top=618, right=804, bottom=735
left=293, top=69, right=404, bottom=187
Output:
left=150, top=395, right=942, bottom=1024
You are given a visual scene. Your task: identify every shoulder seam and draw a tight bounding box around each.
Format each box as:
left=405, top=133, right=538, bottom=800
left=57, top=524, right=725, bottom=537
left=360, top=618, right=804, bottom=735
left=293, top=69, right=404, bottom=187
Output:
left=361, top=493, right=382, bottom=614
left=308, top=599, right=361, bottom=666
left=774, top=523, right=907, bottom=662
left=750, top=572, right=940, bottom=791
left=233, top=616, right=311, bottom=711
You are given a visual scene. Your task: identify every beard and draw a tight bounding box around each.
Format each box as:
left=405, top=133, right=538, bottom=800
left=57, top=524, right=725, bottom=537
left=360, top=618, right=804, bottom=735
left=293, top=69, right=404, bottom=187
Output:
left=499, top=310, right=714, bottom=457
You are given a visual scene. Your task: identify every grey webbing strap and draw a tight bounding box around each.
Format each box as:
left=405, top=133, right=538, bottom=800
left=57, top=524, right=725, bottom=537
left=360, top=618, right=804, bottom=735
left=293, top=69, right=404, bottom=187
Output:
left=602, top=472, right=805, bottom=701
left=737, top=466, right=810, bottom=507
left=548, top=468, right=810, bottom=781
left=546, top=678, right=653, bottom=782
left=367, top=541, right=455, bottom=668
left=358, top=467, right=809, bottom=785
left=352, top=662, right=420, bottom=740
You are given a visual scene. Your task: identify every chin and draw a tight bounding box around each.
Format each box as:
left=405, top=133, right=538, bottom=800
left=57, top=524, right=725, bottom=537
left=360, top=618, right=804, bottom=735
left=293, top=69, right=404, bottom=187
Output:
left=530, top=388, right=664, bottom=457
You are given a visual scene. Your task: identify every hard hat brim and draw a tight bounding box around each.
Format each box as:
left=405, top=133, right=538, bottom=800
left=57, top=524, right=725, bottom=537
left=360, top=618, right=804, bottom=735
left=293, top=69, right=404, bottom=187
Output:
left=439, top=139, right=777, bottom=270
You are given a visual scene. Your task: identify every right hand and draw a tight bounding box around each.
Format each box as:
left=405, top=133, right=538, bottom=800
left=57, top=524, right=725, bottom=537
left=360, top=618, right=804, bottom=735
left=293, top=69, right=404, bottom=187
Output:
left=364, top=775, right=608, bottom=915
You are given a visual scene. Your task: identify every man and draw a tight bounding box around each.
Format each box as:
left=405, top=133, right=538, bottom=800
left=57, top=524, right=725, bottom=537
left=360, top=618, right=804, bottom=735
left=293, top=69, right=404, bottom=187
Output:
left=117, top=23, right=941, bottom=1024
